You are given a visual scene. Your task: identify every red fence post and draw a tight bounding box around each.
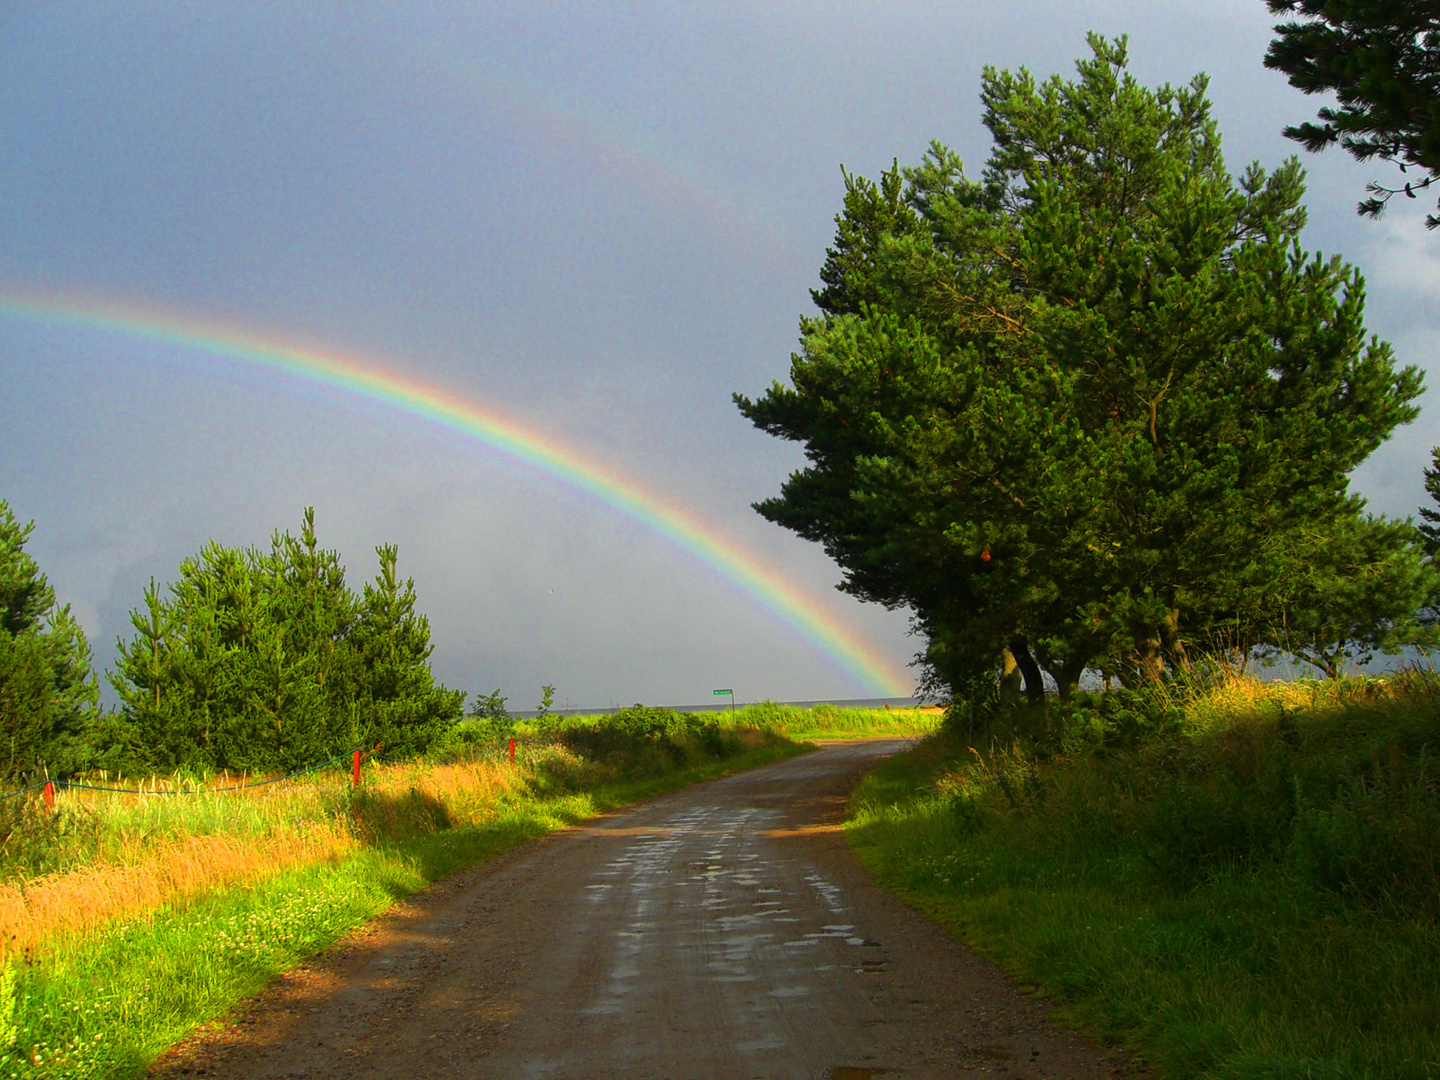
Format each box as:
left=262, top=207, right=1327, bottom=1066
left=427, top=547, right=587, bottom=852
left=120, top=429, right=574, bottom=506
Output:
left=352, top=749, right=361, bottom=787
left=42, top=781, right=54, bottom=810
left=508, top=737, right=515, bottom=764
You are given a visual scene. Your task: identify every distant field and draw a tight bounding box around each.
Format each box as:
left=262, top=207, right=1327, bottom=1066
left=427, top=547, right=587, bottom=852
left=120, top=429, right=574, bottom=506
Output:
left=504, top=702, right=941, bottom=742
left=722, top=701, right=942, bottom=740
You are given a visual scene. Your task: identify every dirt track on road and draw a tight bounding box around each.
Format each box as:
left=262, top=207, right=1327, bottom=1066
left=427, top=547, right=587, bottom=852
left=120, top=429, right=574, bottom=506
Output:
left=155, top=740, right=1125, bottom=1080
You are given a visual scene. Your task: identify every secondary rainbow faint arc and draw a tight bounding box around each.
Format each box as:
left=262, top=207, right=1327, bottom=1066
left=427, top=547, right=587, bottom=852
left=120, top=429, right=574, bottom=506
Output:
left=0, top=289, right=910, bottom=697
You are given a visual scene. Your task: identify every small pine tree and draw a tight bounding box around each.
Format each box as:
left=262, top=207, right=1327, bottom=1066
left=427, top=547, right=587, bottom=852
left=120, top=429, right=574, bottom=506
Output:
left=0, top=501, right=99, bottom=780
left=112, top=512, right=462, bottom=770
left=110, top=579, right=182, bottom=764
left=535, top=683, right=557, bottom=734
left=350, top=544, right=463, bottom=756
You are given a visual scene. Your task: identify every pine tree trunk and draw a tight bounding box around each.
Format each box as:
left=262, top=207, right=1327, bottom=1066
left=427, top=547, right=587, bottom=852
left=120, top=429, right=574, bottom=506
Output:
left=1051, top=658, right=1087, bottom=701
left=1008, top=636, right=1046, bottom=705
left=998, top=647, right=1022, bottom=707
left=1160, top=610, right=1188, bottom=672
left=1133, top=623, right=1164, bottom=682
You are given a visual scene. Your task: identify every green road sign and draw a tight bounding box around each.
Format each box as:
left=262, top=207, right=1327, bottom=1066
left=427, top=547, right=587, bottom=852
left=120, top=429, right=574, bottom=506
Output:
left=713, top=689, right=733, bottom=695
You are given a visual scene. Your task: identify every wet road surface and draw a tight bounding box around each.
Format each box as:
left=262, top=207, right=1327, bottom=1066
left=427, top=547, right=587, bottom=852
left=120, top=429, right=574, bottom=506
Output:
left=156, top=740, right=1124, bottom=1080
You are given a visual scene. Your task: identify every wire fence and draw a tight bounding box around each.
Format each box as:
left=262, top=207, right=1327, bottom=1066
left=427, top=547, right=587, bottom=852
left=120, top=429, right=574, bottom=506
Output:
left=0, top=734, right=563, bottom=804
left=370, top=736, right=562, bottom=772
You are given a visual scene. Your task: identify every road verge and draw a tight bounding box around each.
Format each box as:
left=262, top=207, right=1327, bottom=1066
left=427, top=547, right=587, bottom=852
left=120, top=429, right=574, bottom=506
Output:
left=1, top=736, right=807, bottom=1079
left=843, top=674, right=1440, bottom=1078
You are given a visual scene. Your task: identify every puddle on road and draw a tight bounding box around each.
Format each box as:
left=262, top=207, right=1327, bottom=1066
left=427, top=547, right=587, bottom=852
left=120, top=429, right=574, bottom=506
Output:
left=768, top=986, right=810, bottom=998
left=804, top=871, right=848, bottom=914
left=805, top=926, right=855, bottom=941
left=855, top=959, right=890, bottom=974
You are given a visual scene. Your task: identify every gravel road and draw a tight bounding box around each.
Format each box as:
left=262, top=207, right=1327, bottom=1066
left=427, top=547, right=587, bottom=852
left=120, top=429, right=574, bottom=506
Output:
left=156, top=740, right=1124, bottom=1080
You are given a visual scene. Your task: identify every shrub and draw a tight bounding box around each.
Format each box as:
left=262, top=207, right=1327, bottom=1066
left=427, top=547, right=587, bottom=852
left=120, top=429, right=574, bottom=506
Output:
left=434, top=717, right=514, bottom=757
left=0, top=795, right=102, bottom=880
left=560, top=706, right=735, bottom=773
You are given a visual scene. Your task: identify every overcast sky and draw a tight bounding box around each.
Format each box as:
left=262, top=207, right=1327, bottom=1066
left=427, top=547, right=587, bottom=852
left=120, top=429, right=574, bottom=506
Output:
left=2, top=1, right=1437, bottom=709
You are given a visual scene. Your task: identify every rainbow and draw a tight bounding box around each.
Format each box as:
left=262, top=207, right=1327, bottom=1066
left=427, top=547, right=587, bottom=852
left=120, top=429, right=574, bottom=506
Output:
left=0, top=287, right=911, bottom=696
left=413, top=55, right=805, bottom=263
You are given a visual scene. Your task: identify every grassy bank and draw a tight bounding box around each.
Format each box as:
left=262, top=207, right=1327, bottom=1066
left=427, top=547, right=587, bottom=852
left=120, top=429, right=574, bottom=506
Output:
left=845, top=672, right=1440, bottom=1079
left=0, top=718, right=804, bottom=1078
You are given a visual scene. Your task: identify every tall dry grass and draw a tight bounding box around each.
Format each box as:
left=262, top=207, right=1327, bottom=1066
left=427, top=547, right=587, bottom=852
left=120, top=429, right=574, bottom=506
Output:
left=0, top=827, right=355, bottom=961
left=0, top=749, right=544, bottom=962
left=0, top=722, right=785, bottom=965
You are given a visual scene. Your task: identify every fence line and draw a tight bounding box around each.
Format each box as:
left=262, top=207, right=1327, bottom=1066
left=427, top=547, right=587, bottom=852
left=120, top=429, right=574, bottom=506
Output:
left=0, top=734, right=559, bottom=803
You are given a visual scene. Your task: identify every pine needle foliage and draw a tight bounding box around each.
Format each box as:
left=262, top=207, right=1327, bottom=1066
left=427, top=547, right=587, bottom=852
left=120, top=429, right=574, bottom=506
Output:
left=1264, top=0, right=1440, bottom=228
left=736, top=35, right=1433, bottom=702
left=0, top=501, right=100, bottom=781
left=1419, top=446, right=1440, bottom=557
left=109, top=509, right=462, bottom=772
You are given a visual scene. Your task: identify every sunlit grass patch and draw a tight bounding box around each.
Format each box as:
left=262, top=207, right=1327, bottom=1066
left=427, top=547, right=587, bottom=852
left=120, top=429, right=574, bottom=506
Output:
left=2, top=850, right=415, bottom=1078
left=0, top=752, right=536, bottom=961
left=732, top=701, right=941, bottom=740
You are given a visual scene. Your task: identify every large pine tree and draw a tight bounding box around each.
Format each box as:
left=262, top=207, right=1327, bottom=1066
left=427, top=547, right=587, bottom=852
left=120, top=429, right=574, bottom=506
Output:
left=737, top=36, right=1432, bottom=697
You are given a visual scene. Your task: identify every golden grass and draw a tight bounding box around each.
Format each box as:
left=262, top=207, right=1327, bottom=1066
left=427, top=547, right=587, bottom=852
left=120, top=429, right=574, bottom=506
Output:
left=1166, top=666, right=1438, bottom=732
left=0, top=825, right=356, bottom=961
left=364, top=755, right=530, bottom=818
left=0, top=750, right=544, bottom=963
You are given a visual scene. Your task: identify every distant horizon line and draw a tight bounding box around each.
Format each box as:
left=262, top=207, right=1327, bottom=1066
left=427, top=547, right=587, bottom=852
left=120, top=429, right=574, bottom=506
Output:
left=509, top=695, right=936, bottom=718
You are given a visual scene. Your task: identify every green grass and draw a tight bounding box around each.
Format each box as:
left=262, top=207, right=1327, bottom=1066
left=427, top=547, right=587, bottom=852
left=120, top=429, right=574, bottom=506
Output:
left=845, top=673, right=1440, bottom=1079
left=729, top=701, right=941, bottom=740
left=0, top=736, right=806, bottom=1079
